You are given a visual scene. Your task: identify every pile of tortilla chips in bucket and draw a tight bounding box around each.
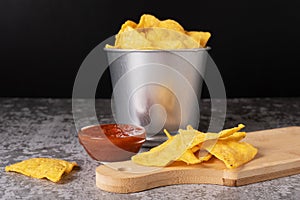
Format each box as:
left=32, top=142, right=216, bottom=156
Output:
left=5, top=158, right=78, bottom=182
left=132, top=124, right=258, bottom=169
left=106, top=14, right=211, bottom=49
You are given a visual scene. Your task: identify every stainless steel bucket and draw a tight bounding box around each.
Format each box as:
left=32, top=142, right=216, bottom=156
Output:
left=105, top=48, right=209, bottom=136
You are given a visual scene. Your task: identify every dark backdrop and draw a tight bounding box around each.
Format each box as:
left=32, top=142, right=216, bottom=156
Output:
left=1, top=0, right=299, bottom=98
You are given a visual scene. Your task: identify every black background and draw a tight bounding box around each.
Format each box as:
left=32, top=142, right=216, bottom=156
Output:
left=1, top=0, right=299, bottom=98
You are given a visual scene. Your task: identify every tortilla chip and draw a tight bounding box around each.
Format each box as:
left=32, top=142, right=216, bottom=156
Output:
left=132, top=130, right=198, bottom=166
left=219, top=124, right=245, bottom=138
left=158, top=19, right=185, bottom=33
left=187, top=31, right=211, bottom=47
left=136, top=14, right=160, bottom=29
left=132, top=124, right=258, bottom=169
left=178, top=149, right=202, bottom=164
left=5, top=158, right=78, bottom=182
left=107, top=14, right=211, bottom=49
left=219, top=131, right=246, bottom=141
left=118, top=20, right=137, bottom=34
left=115, top=26, right=152, bottom=49
left=206, top=140, right=258, bottom=168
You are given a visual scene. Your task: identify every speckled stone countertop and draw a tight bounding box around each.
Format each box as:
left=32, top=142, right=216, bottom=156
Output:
left=0, top=98, right=300, bottom=200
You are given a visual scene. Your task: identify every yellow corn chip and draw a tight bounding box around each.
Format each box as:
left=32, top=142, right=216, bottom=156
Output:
left=178, top=149, right=202, bottom=164
left=144, top=28, right=199, bottom=49
left=198, top=151, right=213, bottom=162
left=218, top=124, right=245, bottom=138
left=186, top=31, right=201, bottom=45
left=219, top=131, right=246, bottom=141
left=136, top=14, right=160, bottom=29
left=187, top=31, right=211, bottom=47
left=191, top=144, right=201, bottom=152
left=104, top=44, right=115, bottom=48
left=115, top=26, right=152, bottom=49
left=158, top=19, right=185, bottom=33
left=5, top=158, right=78, bottom=182
left=132, top=124, right=258, bottom=169
left=206, top=140, right=258, bottom=169
left=195, top=150, right=213, bottom=162
left=132, top=130, right=198, bottom=166
left=107, top=14, right=211, bottom=49
left=118, top=20, right=137, bottom=34
left=54, top=159, right=78, bottom=174
left=178, top=149, right=212, bottom=164
left=163, top=129, right=173, bottom=139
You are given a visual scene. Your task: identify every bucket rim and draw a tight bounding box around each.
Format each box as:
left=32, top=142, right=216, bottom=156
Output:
left=104, top=46, right=211, bottom=52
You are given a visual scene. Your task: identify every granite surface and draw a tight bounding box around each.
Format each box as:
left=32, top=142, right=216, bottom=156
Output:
left=0, top=97, right=300, bottom=200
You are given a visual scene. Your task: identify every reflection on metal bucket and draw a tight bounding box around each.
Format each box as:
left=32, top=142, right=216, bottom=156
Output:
left=105, top=48, right=209, bottom=138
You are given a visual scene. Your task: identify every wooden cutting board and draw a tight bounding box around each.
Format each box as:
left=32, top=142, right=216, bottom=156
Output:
left=96, top=126, right=300, bottom=193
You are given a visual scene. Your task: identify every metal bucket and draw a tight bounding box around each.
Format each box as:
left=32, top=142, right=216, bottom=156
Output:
left=105, top=48, right=210, bottom=137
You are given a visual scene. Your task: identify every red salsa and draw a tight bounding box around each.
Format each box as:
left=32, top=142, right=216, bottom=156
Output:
left=78, top=124, right=146, bottom=162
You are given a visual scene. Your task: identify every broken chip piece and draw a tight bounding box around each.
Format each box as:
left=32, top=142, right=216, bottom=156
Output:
left=5, top=158, right=78, bottom=182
